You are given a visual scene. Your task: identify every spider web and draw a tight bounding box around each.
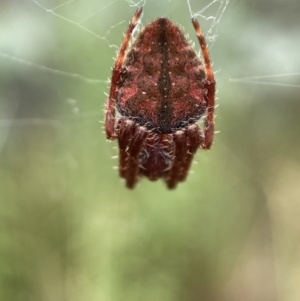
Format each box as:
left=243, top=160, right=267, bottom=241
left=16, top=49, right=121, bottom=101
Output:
left=1, top=2, right=300, bottom=299
left=0, top=0, right=299, bottom=147
left=0, top=0, right=298, bottom=94
left=0, top=0, right=229, bottom=151
left=1, top=0, right=298, bottom=89
left=0, top=0, right=226, bottom=83
left=186, top=0, right=300, bottom=90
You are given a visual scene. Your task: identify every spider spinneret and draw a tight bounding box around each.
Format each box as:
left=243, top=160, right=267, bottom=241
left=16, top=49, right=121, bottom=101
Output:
left=105, top=7, right=215, bottom=189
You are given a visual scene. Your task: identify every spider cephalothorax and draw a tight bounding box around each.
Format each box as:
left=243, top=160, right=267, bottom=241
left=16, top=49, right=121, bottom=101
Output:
left=105, top=7, right=215, bottom=189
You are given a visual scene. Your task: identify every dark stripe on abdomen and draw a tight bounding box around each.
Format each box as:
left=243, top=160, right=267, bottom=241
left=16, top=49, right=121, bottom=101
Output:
left=157, top=19, right=172, bottom=133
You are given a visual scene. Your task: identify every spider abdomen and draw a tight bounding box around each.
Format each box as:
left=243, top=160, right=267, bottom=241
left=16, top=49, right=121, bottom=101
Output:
left=116, top=17, right=208, bottom=134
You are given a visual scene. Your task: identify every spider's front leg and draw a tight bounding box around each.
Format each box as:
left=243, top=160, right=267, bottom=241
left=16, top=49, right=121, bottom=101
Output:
left=165, top=125, right=204, bottom=188
left=202, top=117, right=214, bottom=149
left=168, top=125, right=204, bottom=187
left=117, top=118, right=148, bottom=188
left=117, top=119, right=135, bottom=178
left=179, top=124, right=204, bottom=180
left=117, top=120, right=147, bottom=188
left=126, top=126, right=148, bottom=189
left=105, top=99, right=117, bottom=139
left=105, top=7, right=143, bottom=140
left=165, top=131, right=187, bottom=189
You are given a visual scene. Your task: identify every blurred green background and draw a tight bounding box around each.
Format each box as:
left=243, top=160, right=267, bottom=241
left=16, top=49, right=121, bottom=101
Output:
left=1, top=0, right=300, bottom=300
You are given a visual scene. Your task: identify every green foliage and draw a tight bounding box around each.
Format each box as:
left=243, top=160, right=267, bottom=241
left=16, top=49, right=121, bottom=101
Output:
left=1, top=1, right=300, bottom=300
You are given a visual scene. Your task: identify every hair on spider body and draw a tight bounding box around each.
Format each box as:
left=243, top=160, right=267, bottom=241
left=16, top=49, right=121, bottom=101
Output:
left=105, top=7, right=215, bottom=189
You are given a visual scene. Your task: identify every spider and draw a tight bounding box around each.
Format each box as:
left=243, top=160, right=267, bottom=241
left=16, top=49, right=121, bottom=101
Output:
left=105, top=7, right=215, bottom=189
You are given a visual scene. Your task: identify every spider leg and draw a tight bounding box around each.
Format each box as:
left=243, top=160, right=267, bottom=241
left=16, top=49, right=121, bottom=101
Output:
left=139, top=133, right=174, bottom=181
left=165, top=130, right=187, bottom=189
left=105, top=7, right=143, bottom=140
left=192, top=18, right=216, bottom=149
left=126, top=126, right=147, bottom=189
left=177, top=124, right=204, bottom=182
left=117, top=119, right=135, bottom=178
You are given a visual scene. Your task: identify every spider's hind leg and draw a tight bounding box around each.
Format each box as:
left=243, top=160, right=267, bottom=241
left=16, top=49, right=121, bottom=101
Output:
left=105, top=7, right=143, bottom=139
left=192, top=18, right=216, bottom=150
